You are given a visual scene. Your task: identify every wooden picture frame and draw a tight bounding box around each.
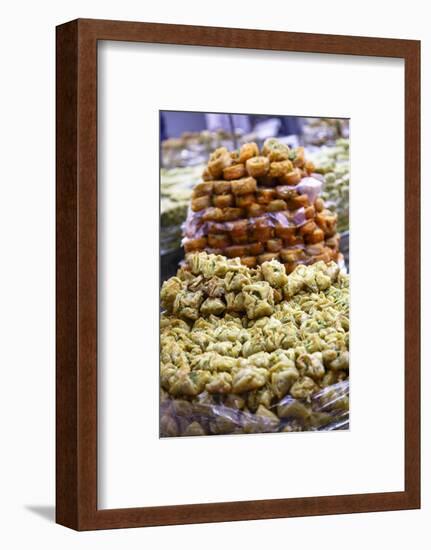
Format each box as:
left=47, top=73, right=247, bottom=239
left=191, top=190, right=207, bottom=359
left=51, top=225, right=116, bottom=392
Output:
left=56, top=18, right=420, bottom=531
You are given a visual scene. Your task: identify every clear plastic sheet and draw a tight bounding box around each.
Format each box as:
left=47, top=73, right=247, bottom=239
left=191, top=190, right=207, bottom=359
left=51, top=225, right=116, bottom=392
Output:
left=160, top=380, right=349, bottom=437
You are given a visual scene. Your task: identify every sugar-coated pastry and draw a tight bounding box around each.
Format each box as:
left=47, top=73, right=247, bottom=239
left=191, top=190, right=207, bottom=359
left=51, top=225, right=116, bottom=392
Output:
left=292, top=146, right=305, bottom=168
left=251, top=226, right=274, bottom=243
left=191, top=195, right=211, bottom=212
left=202, top=167, right=213, bottom=181
left=312, top=250, right=332, bottom=263
left=288, top=194, right=309, bottom=210
left=208, top=147, right=232, bottom=178
left=213, top=180, right=232, bottom=195
left=315, top=211, right=338, bottom=235
left=269, top=159, right=294, bottom=178
left=225, top=245, right=248, bottom=258
left=305, top=243, right=325, bottom=256
left=240, top=256, right=257, bottom=268
left=275, top=185, right=298, bottom=201
left=229, top=219, right=248, bottom=243
left=192, top=181, right=214, bottom=197
left=262, top=138, right=290, bottom=161
left=239, top=142, right=259, bottom=163
left=304, top=205, right=316, bottom=219
left=246, top=156, right=270, bottom=178
left=284, top=233, right=304, bottom=246
left=207, top=221, right=227, bottom=234
left=274, top=225, right=296, bottom=239
left=256, top=188, right=276, bottom=204
left=223, top=163, right=246, bottom=180
left=236, top=193, right=256, bottom=208
left=248, top=242, right=265, bottom=255
left=314, top=197, right=325, bottom=212
left=298, top=220, right=317, bottom=236
left=184, top=236, right=207, bottom=252
left=267, top=199, right=287, bottom=212
left=202, top=207, right=224, bottom=221
left=325, top=234, right=341, bottom=250
left=304, top=159, right=316, bottom=174
left=257, top=252, right=280, bottom=264
left=219, top=207, right=244, bottom=221
left=213, top=194, right=235, bottom=208
left=247, top=203, right=266, bottom=217
left=280, top=247, right=305, bottom=263
left=208, top=233, right=231, bottom=248
left=266, top=238, right=283, bottom=252
left=305, top=227, right=325, bottom=244
left=279, top=168, right=302, bottom=186
left=231, top=177, right=258, bottom=196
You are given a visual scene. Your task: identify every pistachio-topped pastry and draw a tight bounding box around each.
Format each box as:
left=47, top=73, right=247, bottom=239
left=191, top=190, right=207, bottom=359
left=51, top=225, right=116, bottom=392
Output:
left=160, top=252, right=349, bottom=435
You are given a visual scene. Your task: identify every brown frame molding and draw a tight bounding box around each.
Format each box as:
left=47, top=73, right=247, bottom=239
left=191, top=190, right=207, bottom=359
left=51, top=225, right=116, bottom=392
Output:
left=56, top=18, right=420, bottom=531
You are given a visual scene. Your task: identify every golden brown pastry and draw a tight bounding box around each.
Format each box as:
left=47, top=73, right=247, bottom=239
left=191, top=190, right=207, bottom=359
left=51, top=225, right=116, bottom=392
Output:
left=298, top=220, right=317, bottom=236
left=279, top=168, right=302, bottom=186
left=292, top=146, right=305, bottom=168
left=230, top=219, right=249, bottom=243
left=239, top=142, right=259, bottom=163
left=225, top=245, right=248, bottom=258
left=236, top=193, right=256, bottom=208
left=274, top=225, right=296, bottom=239
left=280, top=247, right=305, bottom=263
left=213, top=180, right=232, bottom=195
left=288, top=194, right=309, bottom=209
left=262, top=138, right=290, bottom=161
left=223, top=163, right=246, bottom=180
left=304, top=205, right=315, bottom=219
left=269, top=159, right=294, bottom=178
left=219, top=207, right=244, bottom=222
left=314, top=197, right=325, bottom=212
left=245, top=156, right=270, bottom=178
left=184, top=237, right=207, bottom=252
left=248, top=242, right=265, bottom=255
left=192, top=181, right=214, bottom=197
left=267, top=199, right=287, bottom=212
left=202, top=207, right=224, bottom=221
left=266, top=238, right=283, bottom=252
left=231, top=176, right=258, bottom=196
left=257, top=252, right=280, bottom=264
left=247, top=203, right=266, bottom=217
left=207, top=233, right=231, bottom=248
left=191, top=195, right=211, bottom=212
left=305, top=227, right=325, bottom=244
left=240, top=256, right=257, bottom=268
left=213, top=194, right=235, bottom=208
left=208, top=147, right=232, bottom=178
left=256, top=188, right=276, bottom=204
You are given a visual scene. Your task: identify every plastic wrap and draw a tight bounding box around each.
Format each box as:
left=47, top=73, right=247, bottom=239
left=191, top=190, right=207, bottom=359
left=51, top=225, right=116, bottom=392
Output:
left=160, top=380, right=349, bottom=436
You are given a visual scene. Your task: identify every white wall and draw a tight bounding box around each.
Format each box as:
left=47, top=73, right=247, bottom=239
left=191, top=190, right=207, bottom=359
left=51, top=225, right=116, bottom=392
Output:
left=0, top=0, right=428, bottom=548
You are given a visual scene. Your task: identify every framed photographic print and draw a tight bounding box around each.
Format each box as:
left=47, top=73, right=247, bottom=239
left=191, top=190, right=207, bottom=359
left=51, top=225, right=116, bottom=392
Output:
left=56, top=18, right=420, bottom=530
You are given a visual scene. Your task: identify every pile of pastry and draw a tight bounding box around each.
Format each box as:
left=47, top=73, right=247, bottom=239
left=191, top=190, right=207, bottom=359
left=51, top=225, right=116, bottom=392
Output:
left=183, top=139, right=340, bottom=273
left=160, top=252, right=349, bottom=436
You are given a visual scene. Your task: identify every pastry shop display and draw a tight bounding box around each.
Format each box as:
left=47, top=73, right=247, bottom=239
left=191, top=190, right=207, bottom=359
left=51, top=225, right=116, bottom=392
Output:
left=182, top=139, right=341, bottom=273
left=309, top=138, right=349, bottom=234
left=161, top=165, right=205, bottom=254
left=160, top=252, right=349, bottom=436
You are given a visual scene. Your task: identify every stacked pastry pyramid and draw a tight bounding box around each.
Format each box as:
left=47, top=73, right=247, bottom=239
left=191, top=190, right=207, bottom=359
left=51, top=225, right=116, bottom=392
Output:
left=182, top=139, right=340, bottom=273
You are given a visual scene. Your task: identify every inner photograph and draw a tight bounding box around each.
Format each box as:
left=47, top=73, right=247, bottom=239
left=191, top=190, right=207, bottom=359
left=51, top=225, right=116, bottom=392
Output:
left=160, top=110, right=350, bottom=437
